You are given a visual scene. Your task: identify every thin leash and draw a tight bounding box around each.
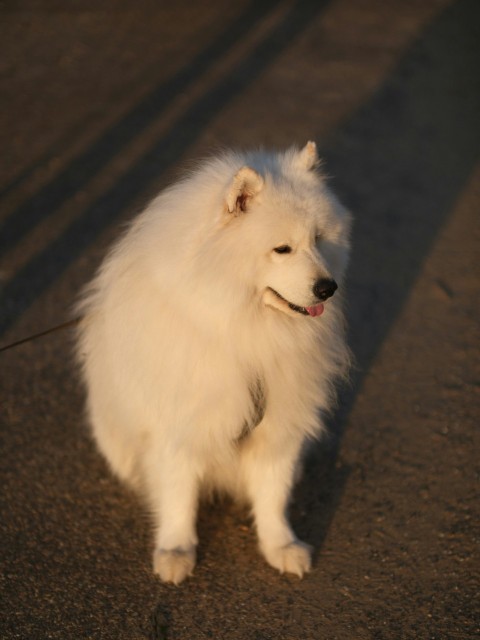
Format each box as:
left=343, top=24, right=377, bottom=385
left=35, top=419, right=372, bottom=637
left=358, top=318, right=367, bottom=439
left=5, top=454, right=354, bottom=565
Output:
left=0, top=316, right=82, bottom=353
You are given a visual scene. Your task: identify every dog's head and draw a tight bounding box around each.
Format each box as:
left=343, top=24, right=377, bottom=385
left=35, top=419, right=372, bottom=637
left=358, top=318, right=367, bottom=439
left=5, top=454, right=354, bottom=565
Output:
left=223, top=142, right=351, bottom=319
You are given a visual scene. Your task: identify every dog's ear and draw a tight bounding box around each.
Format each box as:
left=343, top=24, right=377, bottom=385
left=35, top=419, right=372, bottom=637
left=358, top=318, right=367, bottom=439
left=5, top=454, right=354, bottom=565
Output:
left=226, top=166, right=264, bottom=215
left=298, top=141, right=319, bottom=171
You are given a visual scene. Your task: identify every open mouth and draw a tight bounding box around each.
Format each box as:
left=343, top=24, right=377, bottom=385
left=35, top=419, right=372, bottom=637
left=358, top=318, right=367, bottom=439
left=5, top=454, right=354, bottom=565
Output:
left=268, top=288, right=324, bottom=317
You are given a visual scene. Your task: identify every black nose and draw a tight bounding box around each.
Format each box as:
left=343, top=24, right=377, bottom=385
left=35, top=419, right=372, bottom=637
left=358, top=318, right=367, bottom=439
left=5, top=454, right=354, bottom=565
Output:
left=313, top=278, right=338, bottom=301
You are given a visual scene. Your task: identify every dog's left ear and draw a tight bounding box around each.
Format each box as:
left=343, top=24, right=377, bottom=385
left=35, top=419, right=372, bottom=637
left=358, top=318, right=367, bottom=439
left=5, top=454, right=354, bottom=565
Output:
left=298, top=141, right=319, bottom=171
left=226, top=166, right=264, bottom=215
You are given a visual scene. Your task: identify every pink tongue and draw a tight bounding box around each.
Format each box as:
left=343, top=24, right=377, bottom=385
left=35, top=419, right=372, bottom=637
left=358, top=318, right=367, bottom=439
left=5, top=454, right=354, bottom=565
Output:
left=306, top=303, right=324, bottom=317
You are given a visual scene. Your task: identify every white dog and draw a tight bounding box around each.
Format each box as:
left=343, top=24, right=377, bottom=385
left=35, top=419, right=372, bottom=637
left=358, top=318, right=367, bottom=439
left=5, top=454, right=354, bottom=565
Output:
left=76, top=142, right=351, bottom=584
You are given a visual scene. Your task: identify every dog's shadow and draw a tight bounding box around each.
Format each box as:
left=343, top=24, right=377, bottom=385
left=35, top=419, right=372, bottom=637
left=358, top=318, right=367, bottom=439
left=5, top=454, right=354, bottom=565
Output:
left=299, top=0, right=480, bottom=562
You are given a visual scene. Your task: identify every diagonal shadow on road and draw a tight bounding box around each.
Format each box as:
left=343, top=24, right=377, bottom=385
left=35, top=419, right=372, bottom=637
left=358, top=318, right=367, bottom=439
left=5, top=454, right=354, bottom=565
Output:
left=0, top=0, right=280, bottom=250
left=294, top=0, right=480, bottom=557
left=0, top=0, right=330, bottom=337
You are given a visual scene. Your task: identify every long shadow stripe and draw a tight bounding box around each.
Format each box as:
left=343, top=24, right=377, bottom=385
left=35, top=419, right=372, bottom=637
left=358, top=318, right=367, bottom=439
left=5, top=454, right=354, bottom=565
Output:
left=326, top=0, right=480, bottom=385
left=0, top=0, right=329, bottom=337
left=296, top=0, right=480, bottom=558
left=0, top=0, right=280, bottom=255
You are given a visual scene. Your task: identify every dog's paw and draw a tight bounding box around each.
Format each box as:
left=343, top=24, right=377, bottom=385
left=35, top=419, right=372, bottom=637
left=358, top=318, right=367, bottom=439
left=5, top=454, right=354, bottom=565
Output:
left=153, top=547, right=196, bottom=585
left=264, top=541, right=312, bottom=578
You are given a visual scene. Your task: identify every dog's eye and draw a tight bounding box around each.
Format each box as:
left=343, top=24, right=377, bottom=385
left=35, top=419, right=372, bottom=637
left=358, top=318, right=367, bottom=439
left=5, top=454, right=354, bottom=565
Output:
left=273, top=245, right=292, bottom=254
left=315, top=234, right=322, bottom=244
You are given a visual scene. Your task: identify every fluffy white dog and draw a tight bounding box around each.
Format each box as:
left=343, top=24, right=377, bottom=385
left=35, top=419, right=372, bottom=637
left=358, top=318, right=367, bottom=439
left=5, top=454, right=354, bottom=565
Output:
left=76, top=142, right=351, bottom=584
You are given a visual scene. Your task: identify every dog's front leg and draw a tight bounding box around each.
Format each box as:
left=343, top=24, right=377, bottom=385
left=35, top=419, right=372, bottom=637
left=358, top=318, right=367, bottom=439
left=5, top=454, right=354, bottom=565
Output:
left=145, top=446, right=200, bottom=585
left=241, top=428, right=312, bottom=578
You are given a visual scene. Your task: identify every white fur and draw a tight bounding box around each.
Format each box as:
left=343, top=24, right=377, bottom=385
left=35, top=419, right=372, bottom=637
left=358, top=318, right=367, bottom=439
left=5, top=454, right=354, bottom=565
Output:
left=76, top=143, right=351, bottom=584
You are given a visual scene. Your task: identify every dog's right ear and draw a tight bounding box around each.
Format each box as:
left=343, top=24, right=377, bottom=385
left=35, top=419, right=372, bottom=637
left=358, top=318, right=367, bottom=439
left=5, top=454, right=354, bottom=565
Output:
left=226, top=166, right=264, bottom=215
left=297, top=141, right=319, bottom=171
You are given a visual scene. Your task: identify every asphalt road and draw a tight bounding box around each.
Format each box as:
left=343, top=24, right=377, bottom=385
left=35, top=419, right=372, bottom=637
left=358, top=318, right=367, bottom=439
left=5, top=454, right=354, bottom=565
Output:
left=1, top=1, right=479, bottom=638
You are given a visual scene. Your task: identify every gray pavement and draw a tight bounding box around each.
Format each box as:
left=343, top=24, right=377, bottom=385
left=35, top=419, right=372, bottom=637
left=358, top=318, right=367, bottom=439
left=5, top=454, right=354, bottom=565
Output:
left=1, top=1, right=479, bottom=638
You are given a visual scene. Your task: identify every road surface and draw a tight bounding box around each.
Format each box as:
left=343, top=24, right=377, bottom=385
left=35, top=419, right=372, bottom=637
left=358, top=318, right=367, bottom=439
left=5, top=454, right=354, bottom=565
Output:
left=1, top=1, right=479, bottom=638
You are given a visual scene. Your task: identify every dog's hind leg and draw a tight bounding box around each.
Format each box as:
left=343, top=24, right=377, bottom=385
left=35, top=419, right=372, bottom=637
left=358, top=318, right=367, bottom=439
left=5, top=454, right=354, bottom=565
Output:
left=240, top=427, right=312, bottom=578
left=144, top=445, right=201, bottom=585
